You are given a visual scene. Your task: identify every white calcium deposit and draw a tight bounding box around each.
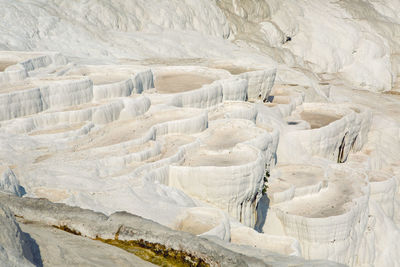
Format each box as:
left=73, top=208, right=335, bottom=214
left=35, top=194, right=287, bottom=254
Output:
left=1, top=1, right=400, bottom=266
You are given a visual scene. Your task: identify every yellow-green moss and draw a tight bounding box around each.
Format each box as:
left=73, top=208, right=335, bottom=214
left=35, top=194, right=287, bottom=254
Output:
left=96, top=238, right=210, bottom=267
left=53, top=225, right=82, bottom=236
left=52, top=223, right=210, bottom=266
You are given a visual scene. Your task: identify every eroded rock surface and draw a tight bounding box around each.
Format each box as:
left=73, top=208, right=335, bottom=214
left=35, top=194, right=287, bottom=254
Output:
left=0, top=205, right=37, bottom=267
left=0, top=193, right=344, bottom=267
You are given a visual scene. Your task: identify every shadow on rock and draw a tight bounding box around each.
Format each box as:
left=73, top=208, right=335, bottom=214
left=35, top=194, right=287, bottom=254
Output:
left=254, top=194, right=270, bottom=233
left=21, top=231, right=43, bottom=267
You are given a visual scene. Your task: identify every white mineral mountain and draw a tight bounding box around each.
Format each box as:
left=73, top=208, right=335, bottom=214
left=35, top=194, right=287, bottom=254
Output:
left=1, top=1, right=400, bottom=266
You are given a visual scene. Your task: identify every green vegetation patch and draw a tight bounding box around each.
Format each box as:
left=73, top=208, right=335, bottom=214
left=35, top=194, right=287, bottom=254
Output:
left=96, top=237, right=210, bottom=267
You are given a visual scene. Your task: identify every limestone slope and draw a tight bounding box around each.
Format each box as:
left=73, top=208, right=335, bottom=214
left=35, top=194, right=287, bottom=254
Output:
left=1, top=1, right=400, bottom=267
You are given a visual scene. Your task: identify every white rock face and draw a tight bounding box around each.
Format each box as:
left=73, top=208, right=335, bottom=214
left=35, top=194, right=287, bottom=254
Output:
left=278, top=103, right=372, bottom=163
left=0, top=168, right=25, bottom=197
left=1, top=1, right=400, bottom=266
left=3, top=0, right=399, bottom=92
left=169, top=144, right=265, bottom=227
left=0, top=205, right=36, bottom=267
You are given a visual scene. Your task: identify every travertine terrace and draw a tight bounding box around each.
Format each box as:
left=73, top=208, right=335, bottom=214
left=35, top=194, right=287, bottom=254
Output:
left=1, top=1, right=400, bottom=266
